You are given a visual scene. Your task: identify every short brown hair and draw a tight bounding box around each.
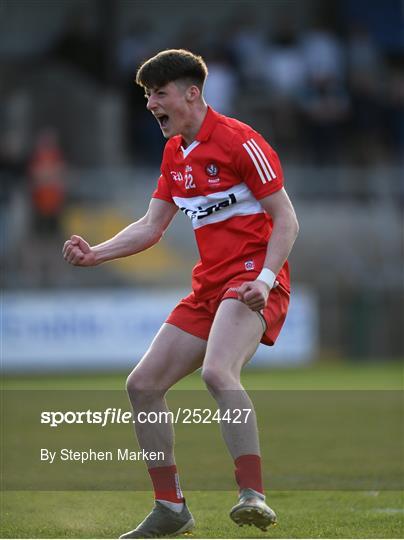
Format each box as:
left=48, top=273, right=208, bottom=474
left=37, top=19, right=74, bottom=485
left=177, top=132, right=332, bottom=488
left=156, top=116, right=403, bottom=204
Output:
left=136, top=49, right=208, bottom=90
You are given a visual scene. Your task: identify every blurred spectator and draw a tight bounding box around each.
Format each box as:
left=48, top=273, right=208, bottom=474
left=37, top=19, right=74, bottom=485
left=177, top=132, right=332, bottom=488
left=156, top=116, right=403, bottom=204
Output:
left=299, top=73, right=351, bottom=164
left=258, top=18, right=305, bottom=159
left=346, top=24, right=386, bottom=164
left=203, top=46, right=237, bottom=115
left=263, top=18, right=306, bottom=99
left=28, top=128, right=66, bottom=239
left=116, top=20, right=155, bottom=81
left=301, top=22, right=345, bottom=83
left=20, top=128, right=68, bottom=287
left=225, top=10, right=267, bottom=88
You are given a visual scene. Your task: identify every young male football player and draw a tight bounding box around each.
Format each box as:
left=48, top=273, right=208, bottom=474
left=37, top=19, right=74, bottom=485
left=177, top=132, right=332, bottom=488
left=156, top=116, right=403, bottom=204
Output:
left=63, top=49, right=299, bottom=538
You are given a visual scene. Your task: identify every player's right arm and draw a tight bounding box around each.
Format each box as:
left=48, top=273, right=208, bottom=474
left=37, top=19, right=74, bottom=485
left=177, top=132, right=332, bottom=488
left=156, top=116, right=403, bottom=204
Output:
left=62, top=198, right=177, bottom=266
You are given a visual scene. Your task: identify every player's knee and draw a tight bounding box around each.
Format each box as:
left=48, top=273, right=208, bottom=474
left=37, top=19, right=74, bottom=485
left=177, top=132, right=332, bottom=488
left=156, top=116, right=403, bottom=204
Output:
left=201, top=366, right=238, bottom=392
left=125, top=369, right=150, bottom=398
left=126, top=368, right=166, bottom=402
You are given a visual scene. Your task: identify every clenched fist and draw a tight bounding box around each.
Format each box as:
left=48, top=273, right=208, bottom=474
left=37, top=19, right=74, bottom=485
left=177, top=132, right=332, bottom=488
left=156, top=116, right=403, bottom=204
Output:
left=62, top=235, right=96, bottom=266
left=238, top=279, right=276, bottom=311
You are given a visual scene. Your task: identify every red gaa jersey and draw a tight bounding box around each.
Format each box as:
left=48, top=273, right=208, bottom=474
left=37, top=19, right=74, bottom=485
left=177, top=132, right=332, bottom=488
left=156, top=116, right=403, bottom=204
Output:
left=152, top=106, right=290, bottom=299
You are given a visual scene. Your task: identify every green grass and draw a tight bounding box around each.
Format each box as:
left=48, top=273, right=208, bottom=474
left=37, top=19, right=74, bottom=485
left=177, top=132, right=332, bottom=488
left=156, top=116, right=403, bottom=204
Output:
left=1, top=490, right=403, bottom=538
left=2, top=361, right=403, bottom=390
left=1, top=362, right=403, bottom=538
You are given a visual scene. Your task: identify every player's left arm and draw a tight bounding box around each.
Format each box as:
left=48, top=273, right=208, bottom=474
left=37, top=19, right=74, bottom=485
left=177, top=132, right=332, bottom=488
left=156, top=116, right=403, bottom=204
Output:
left=259, top=187, right=299, bottom=280
left=239, top=188, right=299, bottom=311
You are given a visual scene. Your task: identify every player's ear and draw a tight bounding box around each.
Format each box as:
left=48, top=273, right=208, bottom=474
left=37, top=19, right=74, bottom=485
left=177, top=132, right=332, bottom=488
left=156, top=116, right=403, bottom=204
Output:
left=185, top=85, right=201, bottom=102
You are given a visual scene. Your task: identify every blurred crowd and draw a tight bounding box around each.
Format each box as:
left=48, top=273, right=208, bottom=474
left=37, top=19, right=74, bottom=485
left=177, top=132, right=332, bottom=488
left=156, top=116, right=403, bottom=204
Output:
left=1, top=2, right=403, bottom=291
left=1, top=4, right=403, bottom=171
left=115, top=12, right=404, bottom=166
left=0, top=2, right=403, bottom=359
left=2, top=4, right=398, bottom=168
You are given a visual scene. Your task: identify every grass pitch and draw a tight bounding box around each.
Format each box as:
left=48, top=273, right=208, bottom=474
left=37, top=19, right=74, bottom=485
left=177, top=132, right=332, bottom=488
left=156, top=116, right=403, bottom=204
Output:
left=2, top=490, right=403, bottom=538
left=1, top=362, right=403, bottom=538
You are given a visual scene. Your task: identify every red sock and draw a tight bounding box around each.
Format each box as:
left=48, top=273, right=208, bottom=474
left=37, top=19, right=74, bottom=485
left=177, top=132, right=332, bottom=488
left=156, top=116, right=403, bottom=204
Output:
left=148, top=465, right=184, bottom=503
left=234, top=454, right=264, bottom=494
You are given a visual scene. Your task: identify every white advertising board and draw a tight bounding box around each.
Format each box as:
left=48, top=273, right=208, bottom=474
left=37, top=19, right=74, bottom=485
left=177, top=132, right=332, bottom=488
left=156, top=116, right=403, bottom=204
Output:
left=2, top=287, right=317, bottom=371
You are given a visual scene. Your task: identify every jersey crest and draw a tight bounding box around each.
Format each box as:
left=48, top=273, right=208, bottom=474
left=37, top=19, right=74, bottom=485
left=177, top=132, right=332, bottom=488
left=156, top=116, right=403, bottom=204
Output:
left=205, top=163, right=220, bottom=177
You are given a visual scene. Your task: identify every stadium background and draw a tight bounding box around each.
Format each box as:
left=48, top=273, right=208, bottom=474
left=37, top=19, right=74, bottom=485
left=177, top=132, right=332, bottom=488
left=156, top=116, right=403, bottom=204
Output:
left=1, top=1, right=403, bottom=539
left=1, top=0, right=403, bottom=369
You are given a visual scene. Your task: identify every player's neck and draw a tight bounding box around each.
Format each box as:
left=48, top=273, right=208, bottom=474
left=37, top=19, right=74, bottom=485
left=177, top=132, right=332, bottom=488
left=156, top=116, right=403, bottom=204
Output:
left=181, top=102, right=208, bottom=148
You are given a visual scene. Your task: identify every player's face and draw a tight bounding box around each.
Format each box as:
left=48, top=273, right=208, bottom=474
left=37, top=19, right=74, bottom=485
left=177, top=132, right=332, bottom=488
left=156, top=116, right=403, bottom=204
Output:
left=145, top=82, right=190, bottom=139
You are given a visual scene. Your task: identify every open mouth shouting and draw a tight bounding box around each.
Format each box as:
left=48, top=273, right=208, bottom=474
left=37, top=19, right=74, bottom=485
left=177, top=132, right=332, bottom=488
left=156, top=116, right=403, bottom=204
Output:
left=155, top=114, right=169, bottom=130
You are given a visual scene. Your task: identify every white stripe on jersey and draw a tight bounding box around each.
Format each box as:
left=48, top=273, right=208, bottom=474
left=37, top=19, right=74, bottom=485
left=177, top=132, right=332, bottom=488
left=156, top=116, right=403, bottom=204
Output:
left=249, top=138, right=276, bottom=179
left=245, top=139, right=273, bottom=182
left=173, top=183, right=264, bottom=230
left=242, top=138, right=276, bottom=183
left=242, top=142, right=267, bottom=184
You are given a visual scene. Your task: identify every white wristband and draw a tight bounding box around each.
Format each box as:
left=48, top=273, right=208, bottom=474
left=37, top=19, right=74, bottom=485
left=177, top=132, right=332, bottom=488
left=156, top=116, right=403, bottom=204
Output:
left=257, top=267, right=276, bottom=289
